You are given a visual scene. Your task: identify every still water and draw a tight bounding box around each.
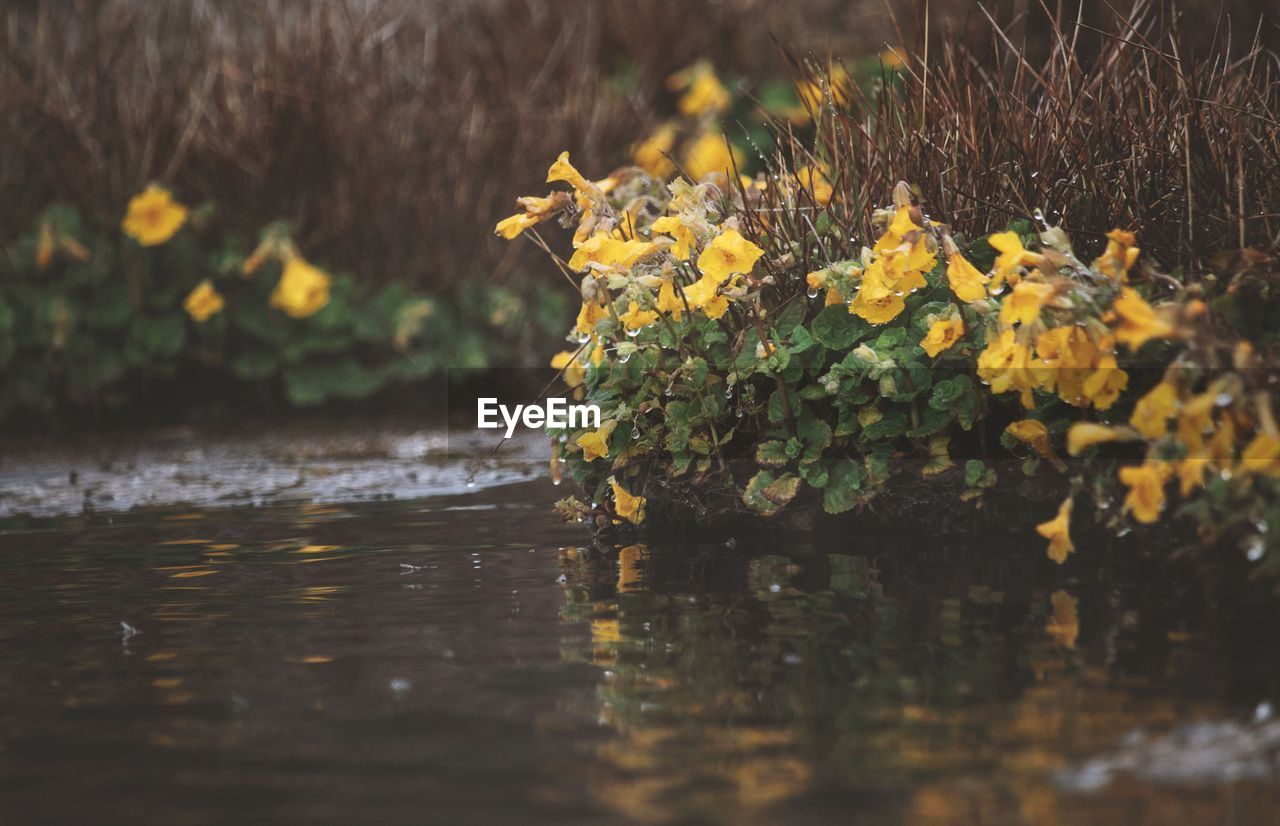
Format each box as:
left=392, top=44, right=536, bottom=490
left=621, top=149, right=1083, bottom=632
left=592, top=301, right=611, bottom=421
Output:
left=1, top=478, right=1278, bottom=824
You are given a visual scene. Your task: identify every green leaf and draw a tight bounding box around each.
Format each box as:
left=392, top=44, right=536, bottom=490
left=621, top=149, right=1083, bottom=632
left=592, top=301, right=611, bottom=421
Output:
left=810, top=305, right=869, bottom=350
left=771, top=299, right=807, bottom=336
left=964, top=459, right=997, bottom=489
left=756, top=440, right=789, bottom=468
left=822, top=458, right=866, bottom=514
left=743, top=471, right=801, bottom=517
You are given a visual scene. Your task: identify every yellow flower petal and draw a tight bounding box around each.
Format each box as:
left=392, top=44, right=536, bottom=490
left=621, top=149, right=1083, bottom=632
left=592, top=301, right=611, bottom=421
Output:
left=269, top=256, right=331, bottom=319
left=1036, top=497, right=1074, bottom=564
left=122, top=185, right=188, bottom=247
left=183, top=280, right=224, bottom=323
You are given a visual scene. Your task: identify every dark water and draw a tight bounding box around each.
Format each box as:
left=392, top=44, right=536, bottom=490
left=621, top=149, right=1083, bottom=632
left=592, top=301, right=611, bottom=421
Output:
left=1, top=480, right=1278, bottom=825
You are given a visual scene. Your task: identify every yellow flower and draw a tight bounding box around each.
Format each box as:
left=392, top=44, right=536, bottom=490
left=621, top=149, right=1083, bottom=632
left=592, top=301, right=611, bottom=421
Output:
left=183, top=280, right=224, bottom=323
left=650, top=216, right=696, bottom=260
left=577, top=420, right=617, bottom=462
left=550, top=351, right=584, bottom=389
left=920, top=316, right=964, bottom=357
left=873, top=207, right=921, bottom=253
left=632, top=123, right=677, bottom=179
left=655, top=279, right=685, bottom=320
left=121, top=185, right=188, bottom=247
left=999, top=281, right=1055, bottom=327
left=1036, top=496, right=1074, bottom=564
left=1081, top=353, right=1128, bottom=410
left=1176, top=453, right=1208, bottom=496
left=567, top=236, right=655, bottom=272
left=669, top=62, right=731, bottom=117
left=1241, top=433, right=1280, bottom=477
left=977, top=329, right=1035, bottom=406
left=1130, top=381, right=1180, bottom=439
left=1094, top=229, right=1140, bottom=281
left=609, top=476, right=647, bottom=525
left=1067, top=422, right=1122, bottom=455
left=1005, top=419, right=1062, bottom=466
left=1034, top=326, right=1100, bottom=406
left=269, top=256, right=331, bottom=319
left=682, top=132, right=741, bottom=181
left=1176, top=390, right=1217, bottom=452
left=575, top=299, right=605, bottom=336
left=1119, top=461, right=1172, bottom=523
left=619, top=300, right=658, bottom=331
left=697, top=229, right=764, bottom=283
left=880, top=49, right=907, bottom=70
left=682, top=273, right=731, bottom=319
left=988, top=231, right=1042, bottom=291
left=946, top=252, right=989, bottom=303
left=795, top=166, right=833, bottom=206
left=546, top=151, right=593, bottom=193
left=849, top=266, right=905, bottom=325
left=494, top=212, right=542, bottom=240
left=1111, top=288, right=1176, bottom=351
left=795, top=64, right=853, bottom=114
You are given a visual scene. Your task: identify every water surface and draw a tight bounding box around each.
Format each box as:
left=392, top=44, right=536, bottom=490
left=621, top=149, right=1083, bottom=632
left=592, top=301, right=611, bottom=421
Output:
left=1, top=479, right=1277, bottom=824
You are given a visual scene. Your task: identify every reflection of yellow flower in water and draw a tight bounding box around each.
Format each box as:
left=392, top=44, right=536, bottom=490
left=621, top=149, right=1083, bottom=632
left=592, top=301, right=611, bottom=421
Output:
left=577, top=420, right=616, bottom=462
left=270, top=256, right=331, bottom=319
left=1045, top=590, right=1079, bottom=648
left=122, top=185, right=188, bottom=246
left=609, top=476, right=646, bottom=524
left=682, top=132, right=741, bottom=181
left=183, top=280, right=224, bottom=323
left=1036, top=497, right=1074, bottom=564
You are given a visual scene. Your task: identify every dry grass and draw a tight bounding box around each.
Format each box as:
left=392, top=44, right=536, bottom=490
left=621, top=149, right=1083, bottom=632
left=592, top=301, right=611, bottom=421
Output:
left=756, top=0, right=1280, bottom=274
left=0, top=0, right=838, bottom=290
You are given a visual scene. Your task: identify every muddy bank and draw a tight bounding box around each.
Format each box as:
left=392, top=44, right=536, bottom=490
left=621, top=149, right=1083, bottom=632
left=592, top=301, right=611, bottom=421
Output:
left=0, top=420, right=544, bottom=519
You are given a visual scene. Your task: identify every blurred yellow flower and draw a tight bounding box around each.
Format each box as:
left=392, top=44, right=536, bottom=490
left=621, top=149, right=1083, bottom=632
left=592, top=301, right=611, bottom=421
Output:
left=1094, top=229, right=1140, bottom=281
left=577, top=420, right=616, bottom=462
left=183, top=280, right=224, bottom=323
left=1081, top=353, right=1128, bottom=410
left=1119, top=461, right=1172, bottom=523
left=609, top=476, right=647, bottom=524
left=551, top=351, right=584, bottom=388
left=1130, top=381, right=1180, bottom=439
left=795, top=166, right=833, bottom=206
left=1006, top=419, right=1061, bottom=465
left=270, top=256, right=331, bottom=319
left=988, top=231, right=1042, bottom=291
left=1036, top=497, right=1074, bottom=564
left=633, top=123, right=677, bottom=179
left=1112, top=288, right=1175, bottom=351
left=697, top=229, right=764, bottom=282
left=1067, top=422, right=1122, bottom=455
left=682, top=132, right=741, bottom=180
left=669, top=62, right=731, bottom=117
left=999, top=281, right=1054, bottom=327
left=122, top=185, right=188, bottom=247
left=921, top=316, right=964, bottom=357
